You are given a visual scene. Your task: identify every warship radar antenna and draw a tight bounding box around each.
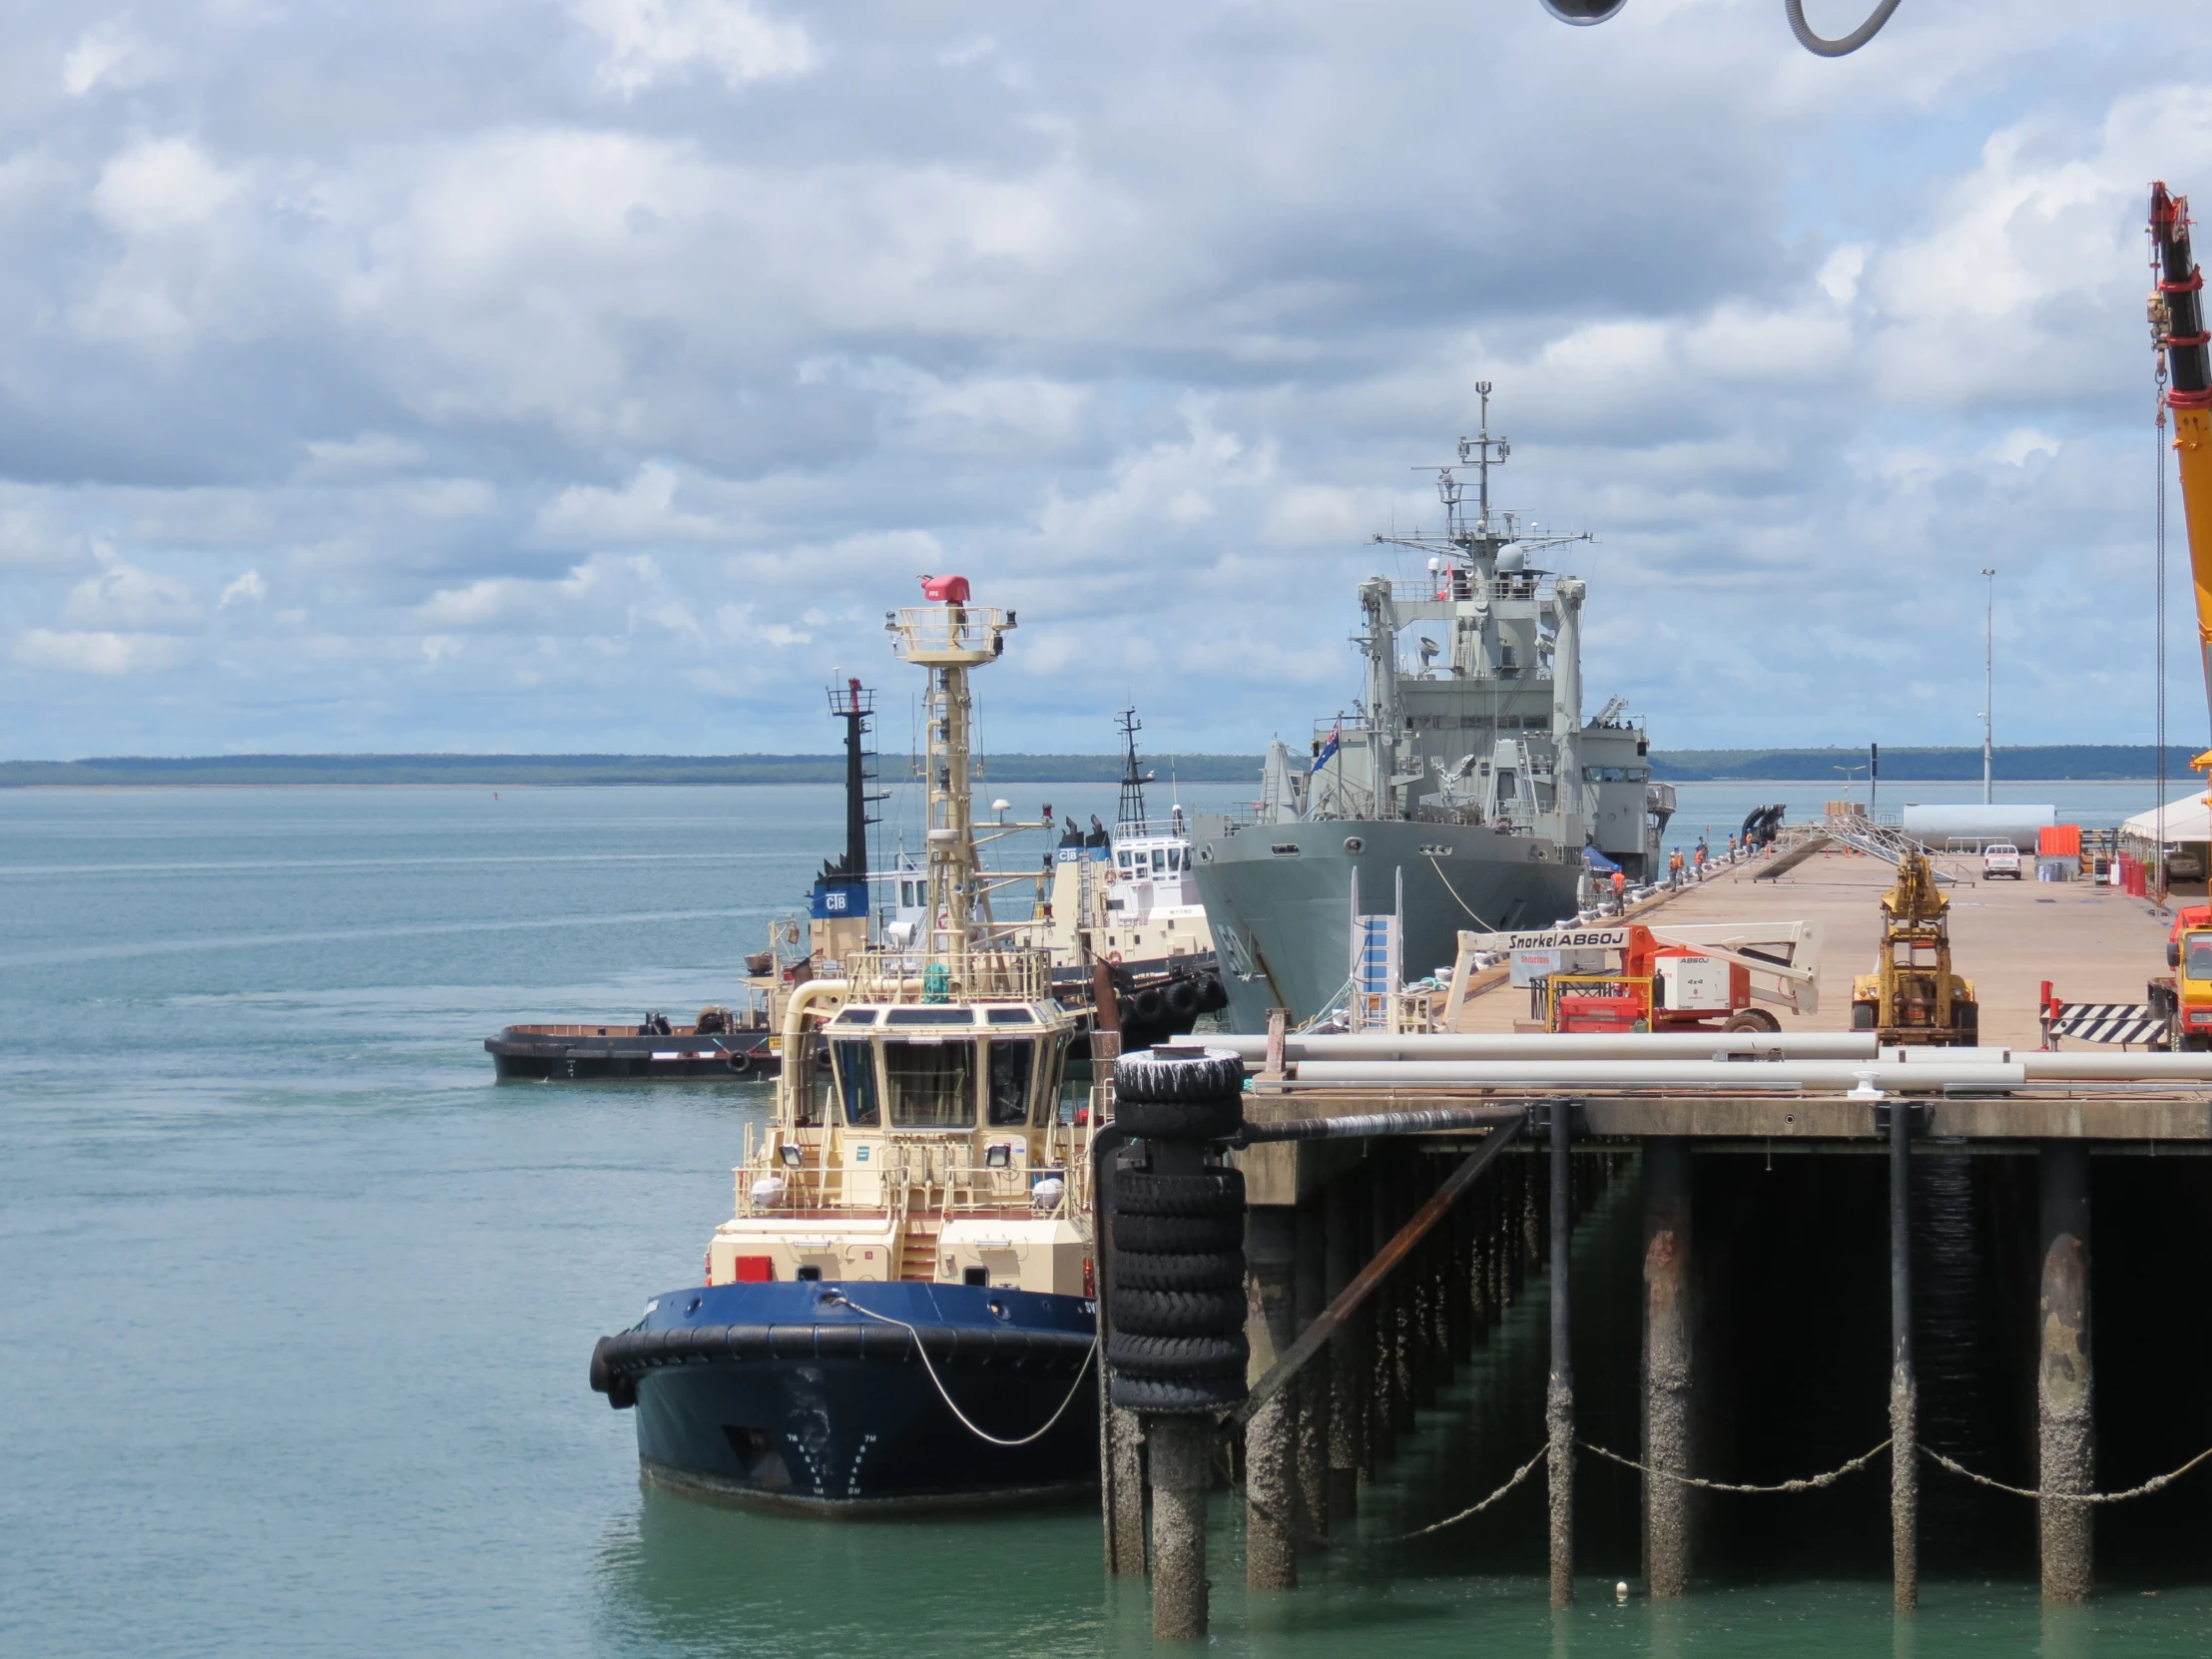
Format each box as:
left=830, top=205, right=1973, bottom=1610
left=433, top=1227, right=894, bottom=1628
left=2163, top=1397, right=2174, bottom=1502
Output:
left=1372, top=384, right=1594, bottom=568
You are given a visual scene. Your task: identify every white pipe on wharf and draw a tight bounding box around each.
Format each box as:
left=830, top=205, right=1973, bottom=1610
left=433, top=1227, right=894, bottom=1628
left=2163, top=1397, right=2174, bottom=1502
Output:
left=1212, top=1032, right=1881, bottom=1062
left=1878, top=1046, right=2212, bottom=1082
left=1286, top=1059, right=2027, bottom=1092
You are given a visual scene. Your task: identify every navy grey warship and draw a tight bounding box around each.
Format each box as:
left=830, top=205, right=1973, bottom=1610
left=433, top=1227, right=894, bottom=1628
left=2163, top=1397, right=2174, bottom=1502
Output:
left=1192, top=385, right=1672, bottom=1029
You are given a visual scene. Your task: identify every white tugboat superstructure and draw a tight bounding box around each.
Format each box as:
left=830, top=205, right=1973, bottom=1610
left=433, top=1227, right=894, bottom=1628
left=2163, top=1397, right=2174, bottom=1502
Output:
left=589, top=576, right=1101, bottom=1511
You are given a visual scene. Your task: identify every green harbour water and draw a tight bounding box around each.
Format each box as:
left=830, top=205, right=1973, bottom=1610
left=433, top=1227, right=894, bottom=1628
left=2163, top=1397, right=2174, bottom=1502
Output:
left=3, top=782, right=2207, bottom=1658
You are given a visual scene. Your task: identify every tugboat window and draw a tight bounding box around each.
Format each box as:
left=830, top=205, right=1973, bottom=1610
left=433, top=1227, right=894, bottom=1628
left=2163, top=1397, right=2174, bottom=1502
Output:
left=833, top=1040, right=879, bottom=1126
left=985, top=1007, right=1035, bottom=1025
left=884, top=1007, right=975, bottom=1026
left=987, top=1039, right=1034, bottom=1126
left=884, top=1040, right=976, bottom=1127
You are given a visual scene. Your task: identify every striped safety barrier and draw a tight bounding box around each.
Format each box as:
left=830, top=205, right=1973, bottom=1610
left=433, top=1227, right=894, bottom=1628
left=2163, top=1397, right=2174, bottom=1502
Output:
left=2049, top=1004, right=2169, bottom=1047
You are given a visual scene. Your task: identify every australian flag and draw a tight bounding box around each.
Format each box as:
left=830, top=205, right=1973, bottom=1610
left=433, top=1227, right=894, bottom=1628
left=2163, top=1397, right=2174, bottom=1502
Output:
left=1311, top=722, right=1341, bottom=775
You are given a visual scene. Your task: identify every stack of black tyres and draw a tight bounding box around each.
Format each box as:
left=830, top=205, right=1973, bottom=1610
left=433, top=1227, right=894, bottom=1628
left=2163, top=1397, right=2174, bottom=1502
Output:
left=1106, top=1045, right=1250, bottom=1413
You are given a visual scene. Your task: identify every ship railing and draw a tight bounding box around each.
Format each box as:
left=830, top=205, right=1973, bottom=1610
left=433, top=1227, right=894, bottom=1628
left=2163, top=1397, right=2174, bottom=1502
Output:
left=843, top=945, right=1053, bottom=1002
left=876, top=1139, right=1085, bottom=1224
left=732, top=1123, right=866, bottom=1216
left=886, top=605, right=1011, bottom=663
left=729, top=1118, right=1092, bottom=1225
left=1389, top=574, right=1546, bottom=606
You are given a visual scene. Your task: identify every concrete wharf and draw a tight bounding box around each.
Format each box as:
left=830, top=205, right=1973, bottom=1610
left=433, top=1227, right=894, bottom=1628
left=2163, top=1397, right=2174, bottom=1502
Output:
left=1098, top=846, right=2212, bottom=1637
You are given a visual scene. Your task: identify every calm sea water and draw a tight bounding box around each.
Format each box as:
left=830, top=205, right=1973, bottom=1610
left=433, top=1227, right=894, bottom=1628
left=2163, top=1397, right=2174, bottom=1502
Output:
left=4, top=783, right=2208, bottom=1659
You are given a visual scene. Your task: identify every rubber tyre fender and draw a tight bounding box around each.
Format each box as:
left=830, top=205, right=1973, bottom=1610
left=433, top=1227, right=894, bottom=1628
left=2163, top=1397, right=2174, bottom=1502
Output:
left=1113, top=1095, right=1243, bottom=1143
left=1130, top=985, right=1167, bottom=1024
left=1110, top=1249, right=1246, bottom=1293
left=1197, top=976, right=1230, bottom=1013
left=1107, top=1329, right=1250, bottom=1379
left=1164, top=979, right=1202, bottom=1022
left=1115, top=1168, right=1245, bottom=1218
left=1116, top=1046, right=1247, bottom=1103
left=1111, top=1288, right=1247, bottom=1338
left=1113, top=1210, right=1244, bottom=1255
left=1110, top=1373, right=1247, bottom=1414
left=590, top=1338, right=638, bottom=1409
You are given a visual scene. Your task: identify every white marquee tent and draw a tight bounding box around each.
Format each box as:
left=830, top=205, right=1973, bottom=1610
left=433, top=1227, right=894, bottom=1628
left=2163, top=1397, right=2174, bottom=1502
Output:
left=2121, top=796, right=2212, bottom=842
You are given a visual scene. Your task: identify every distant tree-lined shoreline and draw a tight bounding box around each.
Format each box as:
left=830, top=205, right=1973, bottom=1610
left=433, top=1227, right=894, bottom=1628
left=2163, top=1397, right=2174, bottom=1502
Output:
left=0, top=745, right=2195, bottom=788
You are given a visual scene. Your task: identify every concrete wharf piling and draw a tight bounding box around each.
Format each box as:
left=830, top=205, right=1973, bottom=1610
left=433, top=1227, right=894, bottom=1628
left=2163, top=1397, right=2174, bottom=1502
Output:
left=1093, top=849, right=2212, bottom=1636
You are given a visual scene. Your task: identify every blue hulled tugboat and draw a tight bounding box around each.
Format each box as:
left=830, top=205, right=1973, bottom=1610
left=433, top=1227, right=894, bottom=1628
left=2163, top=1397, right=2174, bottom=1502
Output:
left=589, top=579, right=1102, bottom=1510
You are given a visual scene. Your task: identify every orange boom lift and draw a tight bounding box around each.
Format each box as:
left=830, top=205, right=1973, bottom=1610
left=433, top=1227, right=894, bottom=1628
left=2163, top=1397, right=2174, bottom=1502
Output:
left=2147, top=184, right=2212, bottom=1046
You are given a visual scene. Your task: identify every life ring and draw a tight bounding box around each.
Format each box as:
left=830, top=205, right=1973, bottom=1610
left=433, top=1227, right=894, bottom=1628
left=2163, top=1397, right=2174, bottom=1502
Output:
left=1108, top=950, right=1123, bottom=964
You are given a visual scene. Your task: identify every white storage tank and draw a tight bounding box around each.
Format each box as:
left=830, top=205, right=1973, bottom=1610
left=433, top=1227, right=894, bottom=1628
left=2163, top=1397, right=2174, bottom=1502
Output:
left=1898, top=805, right=2055, bottom=847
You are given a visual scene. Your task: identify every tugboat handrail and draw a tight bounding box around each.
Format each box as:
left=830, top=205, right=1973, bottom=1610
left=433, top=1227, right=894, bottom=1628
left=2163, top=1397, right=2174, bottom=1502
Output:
left=844, top=945, right=1052, bottom=1002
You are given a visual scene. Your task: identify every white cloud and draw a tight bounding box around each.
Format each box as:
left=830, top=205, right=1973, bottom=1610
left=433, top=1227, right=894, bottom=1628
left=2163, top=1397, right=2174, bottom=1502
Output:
left=15, top=629, right=180, bottom=675
left=218, top=569, right=267, bottom=607
left=91, top=138, right=238, bottom=238
left=1984, top=428, right=2061, bottom=466
left=536, top=462, right=724, bottom=544
left=62, top=20, right=161, bottom=98
left=64, top=559, right=199, bottom=629
left=8, top=1, right=2212, bottom=756
left=298, top=434, right=427, bottom=477
left=574, top=0, right=815, bottom=94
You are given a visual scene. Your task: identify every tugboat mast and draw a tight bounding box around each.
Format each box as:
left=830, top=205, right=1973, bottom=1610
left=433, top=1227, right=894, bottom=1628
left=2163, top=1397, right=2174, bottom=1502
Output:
left=1116, top=708, right=1149, bottom=830
left=887, top=577, right=1014, bottom=958
left=823, top=677, right=878, bottom=888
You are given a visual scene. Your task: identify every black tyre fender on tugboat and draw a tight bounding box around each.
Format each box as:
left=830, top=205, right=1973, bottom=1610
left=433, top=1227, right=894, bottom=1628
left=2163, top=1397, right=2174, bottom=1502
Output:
left=1163, top=978, right=1202, bottom=1022
left=589, top=1337, right=638, bottom=1409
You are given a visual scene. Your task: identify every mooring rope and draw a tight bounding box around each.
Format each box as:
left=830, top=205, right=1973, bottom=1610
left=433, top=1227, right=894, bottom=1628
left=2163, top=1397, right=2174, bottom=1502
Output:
left=826, top=1293, right=1098, bottom=1448
left=1364, top=1438, right=1555, bottom=1542
left=1922, top=1443, right=2212, bottom=1504
left=1424, top=853, right=1500, bottom=931
left=1578, top=1436, right=1892, bottom=1494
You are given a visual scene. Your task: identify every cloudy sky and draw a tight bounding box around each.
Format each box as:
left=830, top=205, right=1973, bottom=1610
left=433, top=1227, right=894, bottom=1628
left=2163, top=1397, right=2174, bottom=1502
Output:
left=2, top=0, right=2209, bottom=760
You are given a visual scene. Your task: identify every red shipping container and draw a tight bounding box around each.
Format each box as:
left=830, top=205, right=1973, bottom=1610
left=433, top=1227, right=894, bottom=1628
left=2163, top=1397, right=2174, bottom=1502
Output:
left=2039, top=825, right=2081, bottom=856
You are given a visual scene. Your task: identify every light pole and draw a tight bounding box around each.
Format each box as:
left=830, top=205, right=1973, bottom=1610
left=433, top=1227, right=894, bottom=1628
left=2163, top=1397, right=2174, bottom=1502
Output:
left=1980, top=568, right=1996, bottom=806
left=1834, top=763, right=1867, bottom=815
